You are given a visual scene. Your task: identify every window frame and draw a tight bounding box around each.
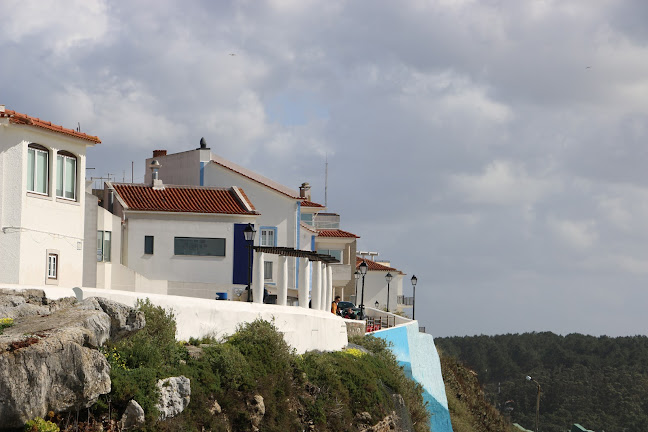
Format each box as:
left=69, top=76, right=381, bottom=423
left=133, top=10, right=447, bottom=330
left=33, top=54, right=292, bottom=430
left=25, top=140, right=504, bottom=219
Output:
left=264, top=261, right=273, bottom=280
left=56, top=151, right=77, bottom=201
left=27, top=144, right=50, bottom=195
left=317, top=248, right=343, bottom=262
left=47, top=253, right=58, bottom=280
left=97, top=230, right=112, bottom=262
left=144, top=235, right=154, bottom=255
left=259, top=227, right=277, bottom=247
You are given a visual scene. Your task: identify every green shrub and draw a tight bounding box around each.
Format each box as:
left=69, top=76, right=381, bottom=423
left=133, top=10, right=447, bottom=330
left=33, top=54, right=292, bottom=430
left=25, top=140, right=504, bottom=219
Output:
left=0, top=317, right=14, bottom=334
left=24, top=417, right=59, bottom=432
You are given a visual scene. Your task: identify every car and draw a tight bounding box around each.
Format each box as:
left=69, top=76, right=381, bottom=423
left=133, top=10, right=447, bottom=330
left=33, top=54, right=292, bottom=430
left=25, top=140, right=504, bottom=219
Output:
left=337, top=301, right=362, bottom=319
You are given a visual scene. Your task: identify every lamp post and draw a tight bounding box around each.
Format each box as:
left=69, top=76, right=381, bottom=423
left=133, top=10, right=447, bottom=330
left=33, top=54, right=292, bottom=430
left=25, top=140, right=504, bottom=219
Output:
left=354, top=271, right=360, bottom=305
left=359, top=260, right=368, bottom=319
left=385, top=272, right=393, bottom=312
left=243, top=223, right=256, bottom=302
left=526, top=375, right=541, bottom=432
left=411, top=275, right=417, bottom=320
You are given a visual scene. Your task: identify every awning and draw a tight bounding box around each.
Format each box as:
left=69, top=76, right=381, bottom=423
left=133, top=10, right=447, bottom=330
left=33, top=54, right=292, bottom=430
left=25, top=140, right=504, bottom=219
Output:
left=252, top=246, right=339, bottom=263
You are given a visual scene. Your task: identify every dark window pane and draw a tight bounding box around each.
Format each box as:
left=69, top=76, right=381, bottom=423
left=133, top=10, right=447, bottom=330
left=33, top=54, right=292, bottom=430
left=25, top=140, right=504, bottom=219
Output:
left=144, top=236, right=154, bottom=254
left=174, top=237, right=225, bottom=256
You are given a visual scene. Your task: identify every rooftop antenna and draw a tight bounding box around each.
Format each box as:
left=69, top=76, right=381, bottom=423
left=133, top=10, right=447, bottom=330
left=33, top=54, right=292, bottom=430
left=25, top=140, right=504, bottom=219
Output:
left=324, top=153, right=328, bottom=207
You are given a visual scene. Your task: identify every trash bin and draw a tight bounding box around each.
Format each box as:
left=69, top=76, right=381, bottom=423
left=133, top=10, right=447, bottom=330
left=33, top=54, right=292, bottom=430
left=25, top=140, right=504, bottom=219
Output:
left=215, top=292, right=228, bottom=300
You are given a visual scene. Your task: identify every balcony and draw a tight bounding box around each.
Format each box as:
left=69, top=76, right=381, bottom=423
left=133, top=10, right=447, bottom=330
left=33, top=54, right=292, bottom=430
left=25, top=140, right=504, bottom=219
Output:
left=397, top=295, right=414, bottom=306
left=331, top=263, right=352, bottom=283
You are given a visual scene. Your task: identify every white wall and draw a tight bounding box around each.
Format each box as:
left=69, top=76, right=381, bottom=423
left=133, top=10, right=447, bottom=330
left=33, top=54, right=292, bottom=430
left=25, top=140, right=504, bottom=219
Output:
left=358, top=272, right=404, bottom=312
left=204, top=164, right=300, bottom=289
left=0, top=124, right=95, bottom=287
left=143, top=150, right=203, bottom=186
left=123, top=213, right=249, bottom=286
left=24, top=285, right=349, bottom=354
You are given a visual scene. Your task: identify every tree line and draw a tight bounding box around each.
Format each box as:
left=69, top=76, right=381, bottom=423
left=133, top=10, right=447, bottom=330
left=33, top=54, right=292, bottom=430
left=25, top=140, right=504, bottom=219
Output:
left=436, top=332, right=648, bottom=432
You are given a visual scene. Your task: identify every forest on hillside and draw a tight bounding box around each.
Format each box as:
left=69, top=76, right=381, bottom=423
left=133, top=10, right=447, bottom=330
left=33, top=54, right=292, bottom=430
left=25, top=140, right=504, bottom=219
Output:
left=436, top=332, right=648, bottom=432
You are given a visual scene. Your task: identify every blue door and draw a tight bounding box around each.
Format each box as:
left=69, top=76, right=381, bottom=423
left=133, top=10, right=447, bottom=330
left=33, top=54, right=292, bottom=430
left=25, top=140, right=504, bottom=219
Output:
left=233, top=223, right=253, bottom=285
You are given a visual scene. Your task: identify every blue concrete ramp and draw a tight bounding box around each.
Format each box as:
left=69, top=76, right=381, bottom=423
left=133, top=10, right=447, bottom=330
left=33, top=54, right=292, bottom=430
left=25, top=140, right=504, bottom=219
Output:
left=374, top=322, right=453, bottom=432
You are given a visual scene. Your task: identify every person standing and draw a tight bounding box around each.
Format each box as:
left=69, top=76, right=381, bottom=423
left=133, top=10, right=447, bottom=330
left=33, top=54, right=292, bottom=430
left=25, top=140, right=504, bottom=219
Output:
left=331, top=296, right=341, bottom=314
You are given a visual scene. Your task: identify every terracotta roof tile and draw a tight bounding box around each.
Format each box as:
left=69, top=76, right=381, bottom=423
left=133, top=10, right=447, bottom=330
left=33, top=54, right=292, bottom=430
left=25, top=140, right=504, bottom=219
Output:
left=356, top=256, right=402, bottom=273
left=1, top=109, right=101, bottom=143
left=111, top=183, right=258, bottom=215
left=300, top=222, right=318, bottom=233
left=301, top=200, right=325, bottom=208
left=318, top=229, right=359, bottom=238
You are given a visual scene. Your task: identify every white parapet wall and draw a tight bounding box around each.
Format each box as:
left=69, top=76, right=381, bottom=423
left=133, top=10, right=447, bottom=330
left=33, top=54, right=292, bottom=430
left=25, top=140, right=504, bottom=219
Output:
left=2, top=284, right=348, bottom=354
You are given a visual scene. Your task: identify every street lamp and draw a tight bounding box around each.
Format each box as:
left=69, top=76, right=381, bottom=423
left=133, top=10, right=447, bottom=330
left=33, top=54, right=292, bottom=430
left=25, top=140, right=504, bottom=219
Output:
left=354, top=271, right=360, bottom=305
left=243, top=223, right=256, bottom=302
left=526, top=375, right=541, bottom=432
left=359, top=260, right=368, bottom=318
left=410, top=275, right=417, bottom=320
left=385, top=272, right=393, bottom=312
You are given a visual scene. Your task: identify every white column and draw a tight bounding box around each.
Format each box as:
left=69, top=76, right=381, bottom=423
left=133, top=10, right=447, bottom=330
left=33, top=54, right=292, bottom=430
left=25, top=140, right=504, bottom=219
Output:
left=253, top=251, right=264, bottom=304
left=311, top=260, right=322, bottom=310
left=327, top=264, right=333, bottom=311
left=277, top=255, right=288, bottom=306
left=298, top=257, right=310, bottom=308
left=321, top=263, right=328, bottom=311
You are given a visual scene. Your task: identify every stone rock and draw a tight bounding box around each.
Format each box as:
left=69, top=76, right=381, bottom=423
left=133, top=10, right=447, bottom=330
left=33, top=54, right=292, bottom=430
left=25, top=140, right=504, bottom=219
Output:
left=0, top=289, right=145, bottom=429
left=94, top=297, right=145, bottom=341
left=356, top=411, right=373, bottom=423
left=247, top=394, right=265, bottom=427
left=120, top=400, right=145, bottom=431
left=156, top=376, right=191, bottom=420
left=209, top=399, right=222, bottom=415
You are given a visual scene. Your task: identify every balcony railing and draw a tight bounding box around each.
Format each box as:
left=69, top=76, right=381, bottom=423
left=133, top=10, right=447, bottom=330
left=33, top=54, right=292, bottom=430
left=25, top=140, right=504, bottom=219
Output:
left=397, top=295, right=414, bottom=306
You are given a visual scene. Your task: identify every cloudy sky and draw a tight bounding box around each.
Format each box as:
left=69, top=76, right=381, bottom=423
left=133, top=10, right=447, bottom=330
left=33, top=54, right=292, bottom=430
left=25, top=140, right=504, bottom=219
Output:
left=3, top=0, right=648, bottom=337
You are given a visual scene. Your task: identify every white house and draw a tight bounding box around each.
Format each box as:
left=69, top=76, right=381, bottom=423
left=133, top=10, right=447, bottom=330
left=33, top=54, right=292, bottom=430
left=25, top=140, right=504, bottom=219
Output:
left=140, top=141, right=350, bottom=308
left=355, top=256, right=405, bottom=313
left=102, top=171, right=260, bottom=300
left=0, top=106, right=100, bottom=287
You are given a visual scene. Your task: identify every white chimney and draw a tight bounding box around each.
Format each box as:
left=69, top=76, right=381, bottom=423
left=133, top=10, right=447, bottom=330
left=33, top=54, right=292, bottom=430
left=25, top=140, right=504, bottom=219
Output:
left=299, top=182, right=311, bottom=201
left=149, top=160, right=164, bottom=190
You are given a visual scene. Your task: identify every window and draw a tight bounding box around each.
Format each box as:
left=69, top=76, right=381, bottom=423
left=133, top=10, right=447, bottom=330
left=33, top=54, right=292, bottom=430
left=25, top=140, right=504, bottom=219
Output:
left=56, top=151, right=77, bottom=200
left=47, top=253, right=58, bottom=279
left=264, top=261, right=273, bottom=280
left=174, top=237, right=225, bottom=256
left=317, top=249, right=342, bottom=261
left=27, top=144, right=49, bottom=195
left=260, top=227, right=276, bottom=247
left=97, top=231, right=111, bottom=262
left=301, top=213, right=313, bottom=224
left=144, top=236, right=154, bottom=254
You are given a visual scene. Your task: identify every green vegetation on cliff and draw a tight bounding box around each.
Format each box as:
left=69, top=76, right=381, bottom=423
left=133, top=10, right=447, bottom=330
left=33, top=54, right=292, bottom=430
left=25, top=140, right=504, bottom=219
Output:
left=83, top=300, right=430, bottom=431
left=436, top=332, right=648, bottom=432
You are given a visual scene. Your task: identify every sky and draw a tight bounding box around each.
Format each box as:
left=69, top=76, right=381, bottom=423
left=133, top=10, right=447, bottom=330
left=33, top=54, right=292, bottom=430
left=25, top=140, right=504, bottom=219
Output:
left=2, top=0, right=648, bottom=337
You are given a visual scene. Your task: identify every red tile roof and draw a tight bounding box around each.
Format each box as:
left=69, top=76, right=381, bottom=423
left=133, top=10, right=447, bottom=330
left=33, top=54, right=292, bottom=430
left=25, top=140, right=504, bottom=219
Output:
left=318, top=229, right=359, bottom=238
left=301, top=200, right=325, bottom=208
left=0, top=108, right=101, bottom=143
left=210, top=155, right=302, bottom=199
left=111, top=183, right=258, bottom=215
left=356, top=256, right=402, bottom=273
left=300, top=222, right=318, bottom=233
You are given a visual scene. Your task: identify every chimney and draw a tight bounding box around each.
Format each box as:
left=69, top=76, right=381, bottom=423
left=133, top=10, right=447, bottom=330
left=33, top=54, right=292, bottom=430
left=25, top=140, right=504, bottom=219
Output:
left=153, top=149, right=167, bottom=157
left=299, top=182, right=311, bottom=201
left=197, top=137, right=210, bottom=150
left=0, top=105, right=5, bottom=113
left=149, top=160, right=164, bottom=190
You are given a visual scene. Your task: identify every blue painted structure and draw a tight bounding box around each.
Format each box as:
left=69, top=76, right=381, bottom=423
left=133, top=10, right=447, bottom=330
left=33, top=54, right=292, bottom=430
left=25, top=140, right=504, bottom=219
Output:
left=374, top=321, right=453, bottom=432
left=232, top=223, right=253, bottom=285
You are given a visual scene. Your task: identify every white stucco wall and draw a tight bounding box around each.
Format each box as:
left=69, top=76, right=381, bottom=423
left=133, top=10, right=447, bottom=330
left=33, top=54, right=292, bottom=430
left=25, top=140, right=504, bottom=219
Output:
left=358, top=272, right=404, bottom=312
left=18, top=285, right=349, bottom=354
left=143, top=149, right=204, bottom=186
left=122, top=213, right=254, bottom=287
left=0, top=123, right=96, bottom=287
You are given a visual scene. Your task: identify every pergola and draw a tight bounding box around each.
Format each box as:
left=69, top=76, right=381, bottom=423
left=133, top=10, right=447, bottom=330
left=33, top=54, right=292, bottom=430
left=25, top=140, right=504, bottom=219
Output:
left=249, top=246, right=338, bottom=310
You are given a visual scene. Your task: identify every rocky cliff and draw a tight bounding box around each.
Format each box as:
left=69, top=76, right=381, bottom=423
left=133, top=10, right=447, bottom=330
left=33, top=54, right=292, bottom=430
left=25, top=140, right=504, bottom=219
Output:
left=0, top=289, right=144, bottom=430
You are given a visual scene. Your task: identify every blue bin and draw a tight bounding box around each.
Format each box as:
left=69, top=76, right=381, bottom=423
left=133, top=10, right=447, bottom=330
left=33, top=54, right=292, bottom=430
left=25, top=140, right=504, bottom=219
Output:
left=215, top=292, right=228, bottom=300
